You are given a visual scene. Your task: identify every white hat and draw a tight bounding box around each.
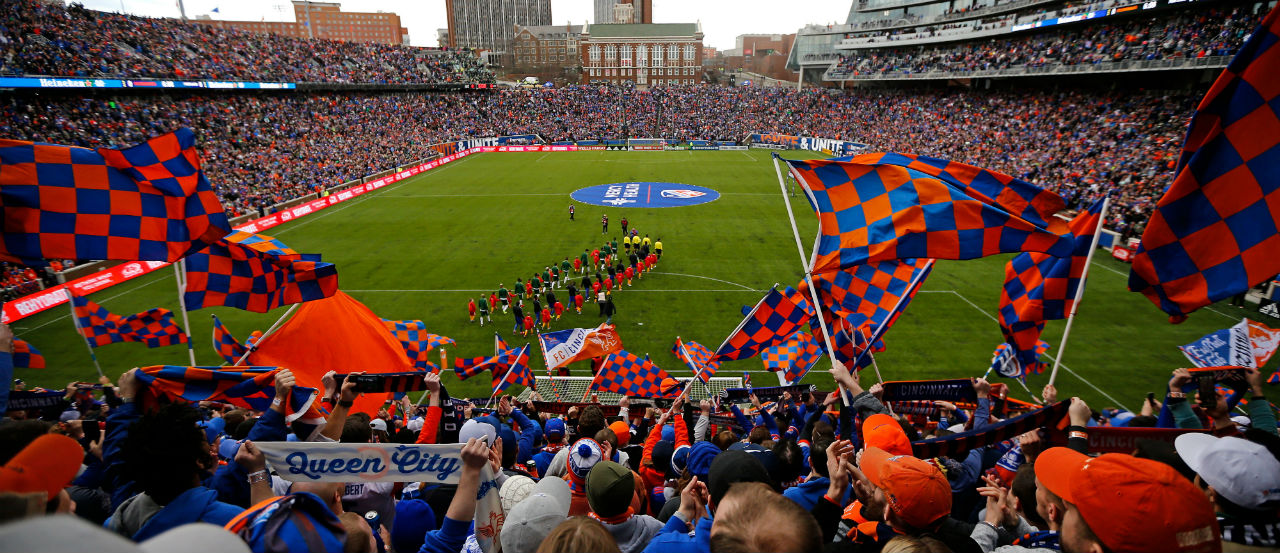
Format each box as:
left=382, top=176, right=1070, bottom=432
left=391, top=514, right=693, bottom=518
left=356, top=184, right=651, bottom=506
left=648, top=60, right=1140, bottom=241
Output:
left=500, top=478, right=570, bottom=553
left=1175, top=433, right=1280, bottom=509
left=459, top=419, right=497, bottom=445
left=1231, top=415, right=1251, bottom=430
left=369, top=419, right=388, bottom=432
left=407, top=417, right=425, bottom=433
left=499, top=475, right=536, bottom=512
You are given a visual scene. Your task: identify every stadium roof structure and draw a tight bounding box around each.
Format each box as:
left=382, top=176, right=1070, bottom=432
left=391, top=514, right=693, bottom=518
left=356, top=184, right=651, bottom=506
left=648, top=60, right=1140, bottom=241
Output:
left=585, top=23, right=701, bottom=38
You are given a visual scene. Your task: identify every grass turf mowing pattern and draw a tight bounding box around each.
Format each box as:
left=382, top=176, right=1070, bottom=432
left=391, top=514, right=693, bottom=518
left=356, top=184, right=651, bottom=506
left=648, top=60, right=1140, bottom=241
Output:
left=8, top=149, right=1265, bottom=410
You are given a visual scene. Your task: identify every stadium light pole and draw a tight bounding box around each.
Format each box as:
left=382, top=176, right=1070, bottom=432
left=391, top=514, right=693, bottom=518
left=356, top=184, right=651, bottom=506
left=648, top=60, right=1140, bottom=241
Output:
left=305, top=0, right=314, bottom=39
left=176, top=0, right=187, bottom=20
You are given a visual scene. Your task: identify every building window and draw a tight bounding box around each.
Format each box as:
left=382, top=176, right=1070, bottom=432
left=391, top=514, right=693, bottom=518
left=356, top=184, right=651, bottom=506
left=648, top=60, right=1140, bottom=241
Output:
left=685, top=44, right=695, bottom=60
left=668, top=44, right=678, bottom=60
left=605, top=44, right=616, bottom=61
left=590, top=45, right=600, bottom=61
left=652, top=45, right=662, bottom=65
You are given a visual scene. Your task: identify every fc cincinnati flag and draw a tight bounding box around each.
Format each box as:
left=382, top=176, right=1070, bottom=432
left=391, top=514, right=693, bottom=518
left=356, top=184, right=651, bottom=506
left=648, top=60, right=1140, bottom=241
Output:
left=672, top=337, right=720, bottom=383
left=490, top=345, right=532, bottom=394
left=591, top=349, right=677, bottom=398
left=538, top=324, right=623, bottom=372
left=134, top=365, right=326, bottom=423
left=11, top=338, right=44, bottom=369
left=1128, top=5, right=1280, bottom=322
left=713, top=287, right=811, bottom=362
left=999, top=197, right=1105, bottom=374
left=1179, top=319, right=1259, bottom=368
left=989, top=341, right=1049, bottom=380
left=0, top=128, right=230, bottom=265
left=761, top=330, right=823, bottom=384
left=781, top=152, right=1071, bottom=274
left=382, top=319, right=452, bottom=372
left=71, top=293, right=188, bottom=348
left=183, top=230, right=338, bottom=313
left=211, top=315, right=260, bottom=364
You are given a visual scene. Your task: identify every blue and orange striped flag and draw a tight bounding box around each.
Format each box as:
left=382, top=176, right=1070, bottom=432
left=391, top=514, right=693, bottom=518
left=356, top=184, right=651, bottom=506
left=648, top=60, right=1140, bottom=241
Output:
left=672, top=338, right=720, bottom=383
left=381, top=319, right=452, bottom=372
left=1000, top=198, right=1105, bottom=373
left=782, top=153, right=1071, bottom=274
left=183, top=230, right=338, bottom=313
left=210, top=315, right=261, bottom=364
left=71, top=292, right=187, bottom=348
left=713, top=287, right=812, bottom=362
left=11, top=338, right=44, bottom=369
left=134, top=365, right=327, bottom=423
left=591, top=349, right=677, bottom=398
left=1128, top=6, right=1280, bottom=322
left=0, top=128, right=230, bottom=266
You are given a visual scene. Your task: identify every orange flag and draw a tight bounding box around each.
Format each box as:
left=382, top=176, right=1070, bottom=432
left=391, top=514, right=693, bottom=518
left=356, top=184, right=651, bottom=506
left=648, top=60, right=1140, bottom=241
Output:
left=248, top=291, right=413, bottom=415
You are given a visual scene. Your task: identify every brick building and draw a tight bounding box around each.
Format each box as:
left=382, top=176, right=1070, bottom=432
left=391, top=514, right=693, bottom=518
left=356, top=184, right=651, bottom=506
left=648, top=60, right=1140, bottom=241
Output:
left=510, top=24, right=584, bottom=78
left=594, top=0, right=652, bottom=24
left=724, top=34, right=798, bottom=82
left=193, top=1, right=409, bottom=45
left=580, top=23, right=703, bottom=87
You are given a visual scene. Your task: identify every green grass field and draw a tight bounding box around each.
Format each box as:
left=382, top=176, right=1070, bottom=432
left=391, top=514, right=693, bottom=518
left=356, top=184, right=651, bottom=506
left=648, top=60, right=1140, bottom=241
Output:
left=8, top=149, right=1261, bottom=410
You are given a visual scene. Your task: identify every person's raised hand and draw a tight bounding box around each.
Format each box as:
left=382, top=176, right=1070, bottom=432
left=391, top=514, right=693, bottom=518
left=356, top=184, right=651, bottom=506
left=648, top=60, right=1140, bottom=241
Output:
left=828, top=358, right=858, bottom=392
left=498, top=395, right=513, bottom=417
left=422, top=372, right=441, bottom=393
left=339, top=372, right=361, bottom=404
left=488, top=436, right=503, bottom=473
left=1017, top=429, right=1043, bottom=462
left=977, top=475, right=1017, bottom=528
left=699, top=399, right=711, bottom=415
left=973, top=377, right=991, bottom=399
left=678, top=476, right=708, bottom=522
left=1169, top=368, right=1193, bottom=393
left=1068, top=397, right=1091, bottom=427
left=934, top=400, right=957, bottom=412
left=825, top=440, right=854, bottom=501
left=750, top=393, right=761, bottom=410
left=461, top=438, right=489, bottom=471
left=671, top=393, right=685, bottom=413
left=619, top=395, right=630, bottom=410
left=273, top=369, right=296, bottom=400
left=0, top=323, right=12, bottom=352
left=235, top=440, right=267, bottom=473
left=321, top=371, right=337, bottom=399
left=1246, top=367, right=1265, bottom=397
left=823, top=390, right=841, bottom=407
left=868, top=382, right=884, bottom=400
left=118, top=368, right=140, bottom=401
left=1041, top=384, right=1058, bottom=404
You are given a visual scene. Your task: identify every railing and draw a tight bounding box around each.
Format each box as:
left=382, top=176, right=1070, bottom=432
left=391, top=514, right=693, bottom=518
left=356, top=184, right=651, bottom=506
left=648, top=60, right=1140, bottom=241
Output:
left=846, top=0, right=1066, bottom=33
left=823, top=55, right=1230, bottom=80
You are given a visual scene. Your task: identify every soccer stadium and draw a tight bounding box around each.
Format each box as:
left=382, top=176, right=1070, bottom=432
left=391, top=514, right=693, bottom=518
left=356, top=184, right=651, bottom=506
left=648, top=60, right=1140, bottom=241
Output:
left=0, top=0, right=1277, bottom=550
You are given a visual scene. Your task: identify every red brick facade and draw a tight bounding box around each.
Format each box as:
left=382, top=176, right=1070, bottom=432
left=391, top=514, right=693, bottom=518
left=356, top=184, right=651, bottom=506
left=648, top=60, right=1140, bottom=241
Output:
left=579, top=24, right=704, bottom=86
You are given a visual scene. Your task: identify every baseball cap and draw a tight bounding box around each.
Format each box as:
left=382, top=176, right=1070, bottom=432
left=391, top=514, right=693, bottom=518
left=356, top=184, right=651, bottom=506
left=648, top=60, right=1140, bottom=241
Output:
left=459, top=419, right=497, bottom=445
left=500, top=475, right=537, bottom=512
left=407, top=417, right=425, bottom=433
left=369, top=419, right=387, bottom=432
left=708, top=449, right=775, bottom=506
left=569, top=438, right=604, bottom=478
left=0, top=434, right=84, bottom=500
left=198, top=418, right=226, bottom=444
left=1035, top=447, right=1220, bottom=553
left=586, top=460, right=635, bottom=518
left=686, top=441, right=720, bottom=481
left=660, top=424, right=675, bottom=443
left=1175, top=433, right=1280, bottom=510
left=862, top=414, right=912, bottom=457
left=501, top=477, right=571, bottom=553
left=59, top=410, right=82, bottom=424
left=609, top=421, right=632, bottom=447
left=544, top=418, right=566, bottom=438
left=860, top=447, right=950, bottom=530
left=0, top=516, right=251, bottom=553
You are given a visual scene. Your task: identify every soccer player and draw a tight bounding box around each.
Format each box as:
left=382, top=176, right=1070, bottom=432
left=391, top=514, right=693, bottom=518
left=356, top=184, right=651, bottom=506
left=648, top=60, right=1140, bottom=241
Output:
left=624, top=265, right=634, bottom=286
left=498, top=284, right=510, bottom=313
left=647, top=252, right=657, bottom=271
left=610, top=237, right=618, bottom=255
left=621, top=217, right=629, bottom=235
left=655, top=237, right=663, bottom=260
left=578, top=250, right=589, bottom=273
left=540, top=307, right=551, bottom=329
left=622, top=234, right=631, bottom=253
left=574, top=293, right=584, bottom=314
left=541, top=267, right=551, bottom=293
left=523, top=314, right=535, bottom=337
left=553, top=300, right=565, bottom=320
left=561, top=258, right=572, bottom=281
left=468, top=298, right=477, bottom=322
left=572, top=255, right=582, bottom=274
left=477, top=297, right=490, bottom=326
left=641, top=233, right=652, bottom=250
left=569, top=204, right=575, bottom=221
left=601, top=213, right=608, bottom=234
left=607, top=264, right=617, bottom=283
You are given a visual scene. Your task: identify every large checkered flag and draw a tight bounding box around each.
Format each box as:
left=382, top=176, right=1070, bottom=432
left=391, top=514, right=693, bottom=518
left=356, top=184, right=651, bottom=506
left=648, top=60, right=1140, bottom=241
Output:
left=70, top=292, right=188, bottom=348
left=713, top=286, right=811, bottom=362
left=184, top=231, right=338, bottom=313
left=0, top=128, right=230, bottom=265
left=1129, top=3, right=1280, bottom=322
left=591, top=349, right=677, bottom=398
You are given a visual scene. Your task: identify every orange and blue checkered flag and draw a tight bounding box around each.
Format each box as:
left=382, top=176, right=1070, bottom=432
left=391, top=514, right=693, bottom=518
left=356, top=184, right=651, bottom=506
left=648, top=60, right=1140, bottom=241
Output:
left=672, top=337, right=720, bottom=383
left=134, top=365, right=327, bottom=423
left=183, top=230, right=338, bottom=313
left=805, top=258, right=933, bottom=335
left=11, top=338, right=44, bottom=369
left=782, top=153, right=1071, bottom=274
left=1000, top=198, right=1105, bottom=372
left=381, top=319, right=452, bottom=372
left=70, top=292, right=187, bottom=348
left=0, top=128, right=230, bottom=266
left=491, top=345, right=533, bottom=394
left=1129, top=6, right=1280, bottom=322
left=591, top=349, right=677, bottom=398
left=454, top=333, right=509, bottom=380
left=210, top=315, right=261, bottom=364
left=713, top=287, right=813, bottom=361
left=761, top=331, right=822, bottom=384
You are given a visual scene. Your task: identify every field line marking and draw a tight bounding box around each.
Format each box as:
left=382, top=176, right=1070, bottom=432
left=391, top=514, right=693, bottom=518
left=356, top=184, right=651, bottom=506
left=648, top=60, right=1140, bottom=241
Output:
left=13, top=274, right=171, bottom=333
left=275, top=156, right=475, bottom=236
left=943, top=290, right=1130, bottom=411
left=534, top=152, right=551, bottom=163
left=380, top=193, right=566, bottom=198
left=1090, top=258, right=1238, bottom=321
left=345, top=289, right=760, bottom=293
left=646, top=272, right=757, bottom=290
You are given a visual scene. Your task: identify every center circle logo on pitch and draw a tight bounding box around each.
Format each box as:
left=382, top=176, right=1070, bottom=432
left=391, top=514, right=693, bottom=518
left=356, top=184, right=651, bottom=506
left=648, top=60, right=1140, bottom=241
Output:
left=571, top=182, right=720, bottom=208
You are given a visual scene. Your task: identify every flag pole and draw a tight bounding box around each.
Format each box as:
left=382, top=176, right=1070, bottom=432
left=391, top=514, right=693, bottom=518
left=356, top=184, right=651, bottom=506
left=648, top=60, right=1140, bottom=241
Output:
left=63, top=288, right=104, bottom=378
left=485, top=345, right=527, bottom=409
left=234, top=302, right=299, bottom=366
left=1048, top=195, right=1111, bottom=387
left=173, top=261, right=197, bottom=366
left=664, top=337, right=705, bottom=419
left=772, top=155, right=848, bottom=402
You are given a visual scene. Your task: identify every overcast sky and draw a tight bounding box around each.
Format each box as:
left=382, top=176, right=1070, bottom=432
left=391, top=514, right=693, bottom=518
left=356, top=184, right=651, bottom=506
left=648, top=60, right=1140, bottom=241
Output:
left=72, top=0, right=848, bottom=50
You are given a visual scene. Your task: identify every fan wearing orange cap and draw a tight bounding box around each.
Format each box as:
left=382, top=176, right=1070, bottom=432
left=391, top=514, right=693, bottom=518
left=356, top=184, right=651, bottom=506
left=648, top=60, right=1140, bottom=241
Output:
left=0, top=433, right=84, bottom=522
left=1034, top=447, right=1222, bottom=553
left=854, top=446, right=984, bottom=550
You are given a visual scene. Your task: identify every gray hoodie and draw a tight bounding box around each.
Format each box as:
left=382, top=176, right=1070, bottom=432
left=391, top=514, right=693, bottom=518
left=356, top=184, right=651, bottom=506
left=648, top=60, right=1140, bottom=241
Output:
left=601, top=513, right=664, bottom=553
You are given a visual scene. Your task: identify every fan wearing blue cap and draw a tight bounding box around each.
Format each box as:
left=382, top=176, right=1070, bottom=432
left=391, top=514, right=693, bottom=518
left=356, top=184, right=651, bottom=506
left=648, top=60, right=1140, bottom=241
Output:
left=532, top=417, right=569, bottom=478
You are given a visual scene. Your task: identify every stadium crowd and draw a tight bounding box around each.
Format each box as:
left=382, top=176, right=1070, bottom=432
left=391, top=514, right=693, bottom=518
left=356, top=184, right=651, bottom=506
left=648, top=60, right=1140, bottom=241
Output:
left=3, top=324, right=1277, bottom=553
left=5, top=84, right=1193, bottom=236
left=0, top=0, right=493, bottom=84
left=831, top=6, right=1261, bottom=77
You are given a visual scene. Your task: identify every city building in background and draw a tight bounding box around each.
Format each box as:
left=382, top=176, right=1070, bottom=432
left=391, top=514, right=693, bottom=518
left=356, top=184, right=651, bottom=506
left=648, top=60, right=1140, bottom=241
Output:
left=723, top=33, right=797, bottom=82
left=445, top=0, right=552, bottom=51
left=580, top=23, right=703, bottom=86
left=594, top=0, right=653, bottom=24
left=510, top=23, right=584, bottom=81
left=193, top=1, right=409, bottom=45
